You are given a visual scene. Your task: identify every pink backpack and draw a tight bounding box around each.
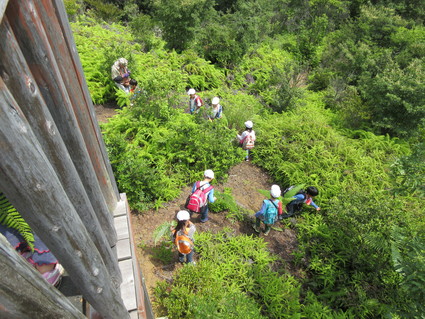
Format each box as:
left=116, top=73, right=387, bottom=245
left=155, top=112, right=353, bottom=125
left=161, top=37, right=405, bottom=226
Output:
left=186, top=181, right=213, bottom=213
left=242, top=133, right=255, bottom=150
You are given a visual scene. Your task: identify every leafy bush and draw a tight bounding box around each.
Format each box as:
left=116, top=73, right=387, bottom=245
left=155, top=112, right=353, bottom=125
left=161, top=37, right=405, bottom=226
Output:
left=102, top=101, right=244, bottom=210
left=154, top=229, right=298, bottom=318
left=209, top=188, right=251, bottom=221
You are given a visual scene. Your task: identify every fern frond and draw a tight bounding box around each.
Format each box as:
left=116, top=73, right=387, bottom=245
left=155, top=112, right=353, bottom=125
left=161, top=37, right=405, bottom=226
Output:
left=0, top=193, right=35, bottom=250
left=153, top=221, right=176, bottom=246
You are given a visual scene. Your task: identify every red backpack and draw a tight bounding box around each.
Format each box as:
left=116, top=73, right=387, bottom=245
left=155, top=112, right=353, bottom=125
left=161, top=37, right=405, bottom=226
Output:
left=186, top=181, right=213, bottom=213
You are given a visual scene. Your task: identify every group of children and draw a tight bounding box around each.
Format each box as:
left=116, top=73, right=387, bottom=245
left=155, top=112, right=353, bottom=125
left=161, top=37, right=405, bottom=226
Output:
left=111, top=58, right=140, bottom=99
left=172, top=169, right=321, bottom=263
left=187, top=88, right=223, bottom=120
left=188, top=88, right=256, bottom=161
left=110, top=75, right=318, bottom=261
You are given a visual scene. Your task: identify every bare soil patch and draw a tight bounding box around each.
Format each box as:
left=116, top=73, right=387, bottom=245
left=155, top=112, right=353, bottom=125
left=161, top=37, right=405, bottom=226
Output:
left=94, top=102, right=118, bottom=123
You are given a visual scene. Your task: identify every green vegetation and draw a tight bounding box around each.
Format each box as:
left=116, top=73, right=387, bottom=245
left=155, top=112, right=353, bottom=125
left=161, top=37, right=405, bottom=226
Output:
left=0, top=193, right=34, bottom=250
left=68, top=0, right=425, bottom=317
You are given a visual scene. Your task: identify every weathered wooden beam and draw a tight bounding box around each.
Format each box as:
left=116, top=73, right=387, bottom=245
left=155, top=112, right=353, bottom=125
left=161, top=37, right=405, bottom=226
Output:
left=0, top=0, right=8, bottom=25
left=0, top=17, right=122, bottom=287
left=0, top=234, right=86, bottom=319
left=6, top=0, right=117, bottom=246
left=37, top=0, right=120, bottom=211
left=0, top=79, right=130, bottom=319
left=52, top=0, right=120, bottom=207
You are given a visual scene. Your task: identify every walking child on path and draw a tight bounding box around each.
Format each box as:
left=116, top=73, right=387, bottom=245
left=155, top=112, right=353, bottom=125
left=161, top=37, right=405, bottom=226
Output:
left=187, top=88, right=203, bottom=114
left=186, top=169, right=216, bottom=223
left=237, top=121, right=256, bottom=161
left=209, top=97, right=223, bottom=120
left=281, top=186, right=320, bottom=219
left=253, top=185, right=283, bottom=236
left=171, top=210, right=196, bottom=264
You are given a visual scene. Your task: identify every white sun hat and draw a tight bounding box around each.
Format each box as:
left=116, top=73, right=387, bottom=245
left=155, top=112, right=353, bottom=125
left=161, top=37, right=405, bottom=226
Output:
left=204, top=169, right=215, bottom=179
left=212, top=97, right=220, bottom=105
left=176, top=210, right=190, bottom=221
left=270, top=185, right=281, bottom=198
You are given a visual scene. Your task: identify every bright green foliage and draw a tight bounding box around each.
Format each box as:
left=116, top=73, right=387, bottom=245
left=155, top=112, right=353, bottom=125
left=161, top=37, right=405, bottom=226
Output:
left=71, top=17, right=140, bottom=104
left=153, top=220, right=176, bottom=245
left=0, top=193, right=34, bottom=251
left=250, top=92, right=418, bottom=316
left=114, top=89, right=130, bottom=108
left=231, top=40, right=303, bottom=112
left=154, top=229, right=300, bottom=318
left=209, top=188, right=251, bottom=221
left=102, top=103, right=243, bottom=210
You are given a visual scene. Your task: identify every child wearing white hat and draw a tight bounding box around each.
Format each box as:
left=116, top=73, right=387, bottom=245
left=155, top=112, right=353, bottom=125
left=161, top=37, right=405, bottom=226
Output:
left=253, top=185, right=283, bottom=236
left=237, top=121, right=256, bottom=161
left=171, top=210, right=197, bottom=264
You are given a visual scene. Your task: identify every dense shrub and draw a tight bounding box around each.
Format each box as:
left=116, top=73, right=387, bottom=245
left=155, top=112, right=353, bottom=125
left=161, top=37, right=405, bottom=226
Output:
left=102, top=102, right=244, bottom=211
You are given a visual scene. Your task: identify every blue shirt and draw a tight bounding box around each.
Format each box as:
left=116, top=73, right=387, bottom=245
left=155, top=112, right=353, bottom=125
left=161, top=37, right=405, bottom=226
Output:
left=192, top=181, right=215, bottom=203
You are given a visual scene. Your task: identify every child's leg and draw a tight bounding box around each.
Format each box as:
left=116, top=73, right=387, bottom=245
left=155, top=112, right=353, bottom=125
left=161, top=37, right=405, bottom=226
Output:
left=186, top=250, right=194, bottom=264
left=264, top=224, right=272, bottom=235
left=178, top=252, right=185, bottom=263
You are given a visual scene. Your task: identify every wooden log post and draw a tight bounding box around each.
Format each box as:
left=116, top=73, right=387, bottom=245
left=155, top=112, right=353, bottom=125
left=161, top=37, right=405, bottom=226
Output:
left=0, top=18, right=122, bottom=288
left=0, top=234, right=87, bottom=319
left=5, top=1, right=117, bottom=247
left=51, top=0, right=120, bottom=207
left=35, top=0, right=120, bottom=211
left=0, top=79, right=130, bottom=319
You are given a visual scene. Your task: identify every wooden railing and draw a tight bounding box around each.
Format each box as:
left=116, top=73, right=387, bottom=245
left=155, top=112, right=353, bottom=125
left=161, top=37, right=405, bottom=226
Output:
left=0, top=1, right=151, bottom=318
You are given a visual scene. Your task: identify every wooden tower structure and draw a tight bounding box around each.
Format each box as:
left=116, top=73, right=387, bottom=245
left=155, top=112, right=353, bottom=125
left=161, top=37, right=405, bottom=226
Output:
left=0, top=0, right=152, bottom=318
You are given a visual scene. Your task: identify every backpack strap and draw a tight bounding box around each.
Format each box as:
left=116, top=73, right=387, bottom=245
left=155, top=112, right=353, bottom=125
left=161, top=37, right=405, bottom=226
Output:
left=268, top=199, right=279, bottom=209
left=201, top=185, right=213, bottom=194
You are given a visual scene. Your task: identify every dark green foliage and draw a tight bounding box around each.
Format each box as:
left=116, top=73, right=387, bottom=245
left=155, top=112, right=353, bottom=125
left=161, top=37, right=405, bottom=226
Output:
left=391, top=138, right=425, bottom=197
left=83, top=0, right=124, bottom=22
left=152, top=241, right=174, bottom=264
left=0, top=193, right=34, bottom=250
left=391, top=226, right=425, bottom=317
left=314, top=6, right=424, bottom=137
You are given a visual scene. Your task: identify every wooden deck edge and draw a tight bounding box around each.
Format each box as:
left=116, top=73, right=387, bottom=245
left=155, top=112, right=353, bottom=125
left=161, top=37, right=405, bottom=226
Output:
left=119, top=193, right=155, bottom=319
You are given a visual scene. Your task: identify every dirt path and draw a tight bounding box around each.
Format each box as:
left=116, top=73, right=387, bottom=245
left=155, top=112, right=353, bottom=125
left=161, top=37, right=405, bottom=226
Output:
left=130, top=163, right=299, bottom=302
left=95, top=104, right=299, bottom=312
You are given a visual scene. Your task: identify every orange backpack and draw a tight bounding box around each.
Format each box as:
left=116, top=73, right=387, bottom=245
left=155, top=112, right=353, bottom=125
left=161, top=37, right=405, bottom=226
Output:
left=173, top=230, right=194, bottom=255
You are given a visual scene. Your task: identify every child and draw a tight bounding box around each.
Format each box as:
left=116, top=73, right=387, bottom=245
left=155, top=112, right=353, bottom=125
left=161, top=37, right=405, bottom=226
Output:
left=187, top=169, right=216, bottom=223
left=281, top=186, right=320, bottom=219
left=0, top=224, right=65, bottom=286
left=129, top=79, right=138, bottom=94
left=171, top=210, right=196, bottom=264
left=253, top=185, right=283, bottom=236
left=187, top=88, right=203, bottom=114
left=237, top=121, right=256, bottom=161
left=209, top=97, right=223, bottom=120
